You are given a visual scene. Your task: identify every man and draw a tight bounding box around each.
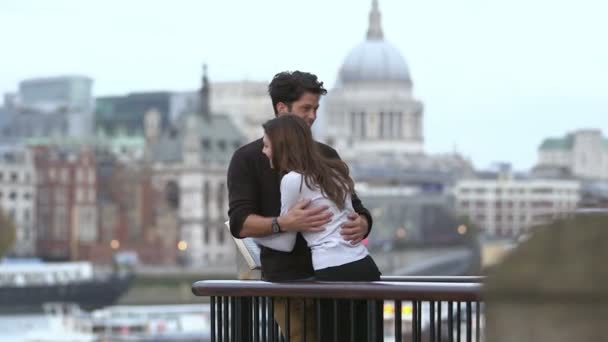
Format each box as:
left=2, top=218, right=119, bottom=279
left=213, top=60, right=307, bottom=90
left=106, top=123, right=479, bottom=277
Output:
left=227, top=71, right=374, bottom=341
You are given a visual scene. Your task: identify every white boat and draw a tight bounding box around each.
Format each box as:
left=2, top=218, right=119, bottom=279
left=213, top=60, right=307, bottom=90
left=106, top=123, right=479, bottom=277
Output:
left=90, top=304, right=211, bottom=341
left=26, top=303, right=211, bottom=342
left=25, top=303, right=96, bottom=342
left=0, top=259, right=133, bottom=312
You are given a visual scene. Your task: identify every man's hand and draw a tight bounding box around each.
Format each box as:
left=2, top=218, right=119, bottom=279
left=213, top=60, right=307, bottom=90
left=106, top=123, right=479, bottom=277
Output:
left=340, top=212, right=369, bottom=245
left=277, top=199, right=332, bottom=233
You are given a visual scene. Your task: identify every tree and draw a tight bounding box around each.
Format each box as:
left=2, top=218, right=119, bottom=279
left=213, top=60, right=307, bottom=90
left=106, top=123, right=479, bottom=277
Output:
left=0, top=208, right=16, bottom=258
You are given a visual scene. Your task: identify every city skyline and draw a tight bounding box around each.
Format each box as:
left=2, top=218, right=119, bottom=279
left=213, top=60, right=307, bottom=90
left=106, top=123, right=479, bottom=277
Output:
left=1, top=0, right=606, bottom=170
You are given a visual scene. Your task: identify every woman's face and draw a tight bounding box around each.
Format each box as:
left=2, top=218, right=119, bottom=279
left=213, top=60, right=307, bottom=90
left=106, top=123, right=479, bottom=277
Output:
left=262, top=133, right=273, bottom=168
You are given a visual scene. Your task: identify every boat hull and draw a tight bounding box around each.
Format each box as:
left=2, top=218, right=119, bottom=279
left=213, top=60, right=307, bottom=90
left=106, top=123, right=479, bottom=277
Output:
left=0, top=274, right=134, bottom=312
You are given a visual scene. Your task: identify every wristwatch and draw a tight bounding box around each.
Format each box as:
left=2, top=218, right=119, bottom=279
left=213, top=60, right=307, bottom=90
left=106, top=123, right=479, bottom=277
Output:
left=271, top=217, right=282, bottom=234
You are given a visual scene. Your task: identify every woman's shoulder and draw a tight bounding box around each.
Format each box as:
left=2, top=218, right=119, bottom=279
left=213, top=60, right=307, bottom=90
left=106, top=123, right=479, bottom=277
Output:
left=281, top=171, right=303, bottom=184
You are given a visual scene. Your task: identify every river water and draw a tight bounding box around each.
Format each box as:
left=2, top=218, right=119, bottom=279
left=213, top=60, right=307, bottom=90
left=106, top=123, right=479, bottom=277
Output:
left=0, top=303, right=210, bottom=341
left=0, top=314, right=49, bottom=342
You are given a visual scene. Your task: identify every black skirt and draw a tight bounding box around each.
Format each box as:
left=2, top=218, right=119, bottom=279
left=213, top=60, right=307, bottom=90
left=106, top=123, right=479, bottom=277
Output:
left=314, top=255, right=381, bottom=281
left=313, top=255, right=383, bottom=341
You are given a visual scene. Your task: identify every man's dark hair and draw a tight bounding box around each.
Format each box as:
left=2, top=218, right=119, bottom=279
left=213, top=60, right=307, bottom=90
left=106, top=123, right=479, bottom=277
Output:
left=268, top=71, right=328, bottom=114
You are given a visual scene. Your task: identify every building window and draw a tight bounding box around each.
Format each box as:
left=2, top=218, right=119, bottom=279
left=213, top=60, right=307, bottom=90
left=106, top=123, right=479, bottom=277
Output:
left=76, top=188, right=84, bottom=202
left=9, top=192, right=17, bottom=201
left=61, top=169, right=69, bottom=184
left=352, top=111, right=367, bottom=139
left=76, top=168, right=84, bottom=183
left=24, top=209, right=31, bottom=222
left=218, top=227, right=225, bottom=244
left=88, top=169, right=95, bottom=184
left=359, top=112, right=366, bottom=139
left=397, top=112, right=405, bottom=139
left=0, top=172, right=3, bottom=181
left=218, top=140, right=226, bottom=151
left=53, top=205, right=68, bottom=239
left=379, top=112, right=385, bottom=138
left=201, top=139, right=211, bottom=150
left=393, top=112, right=401, bottom=138
left=203, top=181, right=210, bottom=220
left=10, top=172, right=18, bottom=183
left=55, top=187, right=66, bottom=204
left=350, top=112, right=357, bottom=139
left=217, top=182, right=225, bottom=218
left=38, top=188, right=49, bottom=204
left=165, top=181, right=180, bottom=209
left=23, top=192, right=31, bottom=200
left=408, top=112, right=414, bottom=139
left=532, top=201, right=554, bottom=209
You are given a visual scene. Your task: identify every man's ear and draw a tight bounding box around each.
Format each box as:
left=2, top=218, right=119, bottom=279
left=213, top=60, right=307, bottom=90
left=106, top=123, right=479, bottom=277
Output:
left=276, top=102, right=289, bottom=115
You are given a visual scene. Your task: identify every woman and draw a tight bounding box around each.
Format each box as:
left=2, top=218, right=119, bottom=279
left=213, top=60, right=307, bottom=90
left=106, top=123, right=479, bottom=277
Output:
left=254, top=114, right=382, bottom=342
left=254, top=114, right=381, bottom=282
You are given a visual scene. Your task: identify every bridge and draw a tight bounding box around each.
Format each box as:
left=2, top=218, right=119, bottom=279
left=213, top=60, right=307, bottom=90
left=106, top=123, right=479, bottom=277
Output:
left=372, top=245, right=480, bottom=277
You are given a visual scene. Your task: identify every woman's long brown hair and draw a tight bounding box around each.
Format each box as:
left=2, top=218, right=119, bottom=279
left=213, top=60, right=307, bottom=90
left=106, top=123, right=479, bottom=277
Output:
left=263, top=115, right=355, bottom=209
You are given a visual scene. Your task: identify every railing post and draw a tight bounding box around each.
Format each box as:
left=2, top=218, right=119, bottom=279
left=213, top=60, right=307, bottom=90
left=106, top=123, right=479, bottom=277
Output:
left=261, top=297, right=267, bottom=342
left=437, top=301, right=442, bottom=342
left=284, top=299, right=290, bottom=342
left=253, top=296, right=260, bottom=342
left=218, top=296, right=223, bottom=342
left=315, top=299, right=322, bottom=342
left=223, top=296, right=230, bottom=341
left=268, top=297, right=275, bottom=342
left=430, top=300, right=436, bottom=342
left=394, top=300, right=402, bottom=342
left=412, top=300, right=417, bottom=342
left=475, top=301, right=481, bottom=342
left=211, top=296, right=216, bottom=342
left=466, top=301, right=472, bottom=342
left=448, top=301, right=453, bottom=342
left=237, top=297, right=252, bottom=342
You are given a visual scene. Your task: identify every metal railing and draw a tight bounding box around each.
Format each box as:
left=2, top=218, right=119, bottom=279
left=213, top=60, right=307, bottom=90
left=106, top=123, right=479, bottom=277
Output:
left=192, top=276, right=484, bottom=342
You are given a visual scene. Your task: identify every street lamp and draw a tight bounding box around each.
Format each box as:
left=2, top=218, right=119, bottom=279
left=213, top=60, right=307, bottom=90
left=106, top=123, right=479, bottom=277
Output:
left=110, top=239, right=120, bottom=249
left=457, top=225, right=468, bottom=235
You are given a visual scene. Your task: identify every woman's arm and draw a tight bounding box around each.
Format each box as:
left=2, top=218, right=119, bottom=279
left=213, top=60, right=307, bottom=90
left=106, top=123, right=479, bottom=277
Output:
left=252, top=172, right=302, bottom=252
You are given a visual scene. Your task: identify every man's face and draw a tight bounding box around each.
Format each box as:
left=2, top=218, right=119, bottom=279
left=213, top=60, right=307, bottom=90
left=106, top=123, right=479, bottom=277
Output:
left=277, top=92, right=320, bottom=127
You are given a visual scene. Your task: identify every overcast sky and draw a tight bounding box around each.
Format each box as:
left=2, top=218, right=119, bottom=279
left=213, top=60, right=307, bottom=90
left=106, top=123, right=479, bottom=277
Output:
left=1, top=0, right=606, bottom=170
